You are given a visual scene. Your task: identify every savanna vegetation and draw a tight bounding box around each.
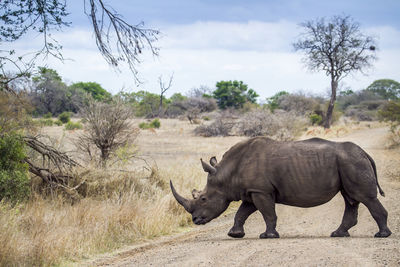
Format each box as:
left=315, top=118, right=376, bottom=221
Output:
left=1, top=4, right=399, bottom=265
left=1, top=63, right=400, bottom=266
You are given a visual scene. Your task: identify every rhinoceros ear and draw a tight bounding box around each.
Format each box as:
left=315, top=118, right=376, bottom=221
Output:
left=192, top=189, right=201, bottom=199
left=201, top=158, right=217, bottom=174
left=210, top=156, right=217, bottom=167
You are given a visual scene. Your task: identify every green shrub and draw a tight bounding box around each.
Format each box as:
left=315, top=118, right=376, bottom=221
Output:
left=139, top=119, right=161, bottom=129
left=202, top=116, right=210, bottom=121
left=309, top=113, right=322, bottom=125
left=149, top=118, right=161, bottom=128
left=379, top=101, right=400, bottom=123
left=38, top=118, right=54, bottom=126
left=379, top=101, right=400, bottom=147
left=0, top=133, right=30, bottom=203
left=139, top=122, right=150, bottom=129
left=65, top=121, right=83, bottom=130
left=43, top=112, right=52, bottom=119
left=54, top=120, right=63, bottom=126
left=58, top=112, right=71, bottom=124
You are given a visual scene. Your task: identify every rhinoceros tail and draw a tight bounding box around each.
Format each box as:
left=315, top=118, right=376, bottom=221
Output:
left=365, top=152, right=385, bottom=197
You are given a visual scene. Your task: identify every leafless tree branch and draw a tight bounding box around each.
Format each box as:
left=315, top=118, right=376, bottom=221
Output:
left=158, top=73, right=174, bottom=116
left=85, top=0, right=160, bottom=83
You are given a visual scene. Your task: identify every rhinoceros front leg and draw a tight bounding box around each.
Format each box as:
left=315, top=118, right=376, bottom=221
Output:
left=251, top=192, right=280, bottom=238
left=228, top=201, right=257, bottom=238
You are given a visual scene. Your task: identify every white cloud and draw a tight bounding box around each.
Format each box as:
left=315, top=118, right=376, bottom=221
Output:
left=5, top=21, right=400, bottom=99
left=159, top=20, right=298, bottom=52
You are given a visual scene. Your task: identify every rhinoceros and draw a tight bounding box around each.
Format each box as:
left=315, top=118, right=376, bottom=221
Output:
left=170, top=137, right=392, bottom=238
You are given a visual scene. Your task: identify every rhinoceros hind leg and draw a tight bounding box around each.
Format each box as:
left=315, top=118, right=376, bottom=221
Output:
left=362, top=197, right=391, bottom=238
left=227, top=201, right=257, bottom=238
left=374, top=229, right=392, bottom=238
left=331, top=192, right=359, bottom=237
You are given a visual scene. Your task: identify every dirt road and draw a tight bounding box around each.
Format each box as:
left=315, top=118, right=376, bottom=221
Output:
left=90, top=127, right=400, bottom=266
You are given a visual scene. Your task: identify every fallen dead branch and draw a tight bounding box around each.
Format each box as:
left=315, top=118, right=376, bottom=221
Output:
left=23, top=135, right=84, bottom=198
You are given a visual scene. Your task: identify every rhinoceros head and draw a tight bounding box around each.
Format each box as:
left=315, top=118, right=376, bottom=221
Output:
left=170, top=157, right=230, bottom=225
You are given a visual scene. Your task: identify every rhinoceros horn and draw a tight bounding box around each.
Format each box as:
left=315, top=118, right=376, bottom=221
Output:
left=170, top=180, right=193, bottom=213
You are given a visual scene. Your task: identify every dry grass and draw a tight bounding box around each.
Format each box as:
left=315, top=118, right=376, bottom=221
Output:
left=0, top=119, right=245, bottom=266
left=301, top=120, right=386, bottom=140
left=0, top=164, right=203, bottom=266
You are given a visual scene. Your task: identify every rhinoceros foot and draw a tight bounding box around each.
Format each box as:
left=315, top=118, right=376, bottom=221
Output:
left=374, top=229, right=392, bottom=238
left=259, top=230, right=279, bottom=239
left=228, top=228, right=245, bottom=238
left=330, top=230, right=350, bottom=237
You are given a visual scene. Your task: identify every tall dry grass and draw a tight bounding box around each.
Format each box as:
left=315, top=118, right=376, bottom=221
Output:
left=0, top=162, right=203, bottom=266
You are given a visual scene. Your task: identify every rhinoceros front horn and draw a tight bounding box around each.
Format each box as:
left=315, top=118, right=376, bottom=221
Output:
left=170, top=180, right=193, bottom=213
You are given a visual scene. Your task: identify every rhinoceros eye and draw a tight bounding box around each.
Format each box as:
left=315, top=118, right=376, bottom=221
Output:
left=201, top=196, right=206, bottom=202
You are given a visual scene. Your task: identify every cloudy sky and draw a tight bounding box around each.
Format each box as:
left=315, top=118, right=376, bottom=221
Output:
left=11, top=0, right=400, bottom=99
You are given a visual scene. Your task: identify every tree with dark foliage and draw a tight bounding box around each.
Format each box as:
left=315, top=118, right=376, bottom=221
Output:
left=294, top=15, right=377, bottom=128
left=213, top=80, right=259, bottom=109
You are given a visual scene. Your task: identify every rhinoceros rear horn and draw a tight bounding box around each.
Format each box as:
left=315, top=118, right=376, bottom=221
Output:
left=170, top=180, right=193, bottom=213
left=201, top=158, right=217, bottom=174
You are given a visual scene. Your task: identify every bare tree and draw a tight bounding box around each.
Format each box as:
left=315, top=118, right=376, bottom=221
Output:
left=293, top=15, right=377, bottom=128
left=76, top=98, right=138, bottom=167
left=158, top=73, right=173, bottom=116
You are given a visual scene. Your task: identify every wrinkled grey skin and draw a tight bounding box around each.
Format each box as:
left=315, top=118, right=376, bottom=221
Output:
left=170, top=137, right=392, bottom=239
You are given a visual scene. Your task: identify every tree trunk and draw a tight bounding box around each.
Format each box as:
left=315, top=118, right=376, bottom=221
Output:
left=324, top=78, right=338, bottom=129
left=159, top=95, right=163, bottom=117
left=100, top=147, right=110, bottom=167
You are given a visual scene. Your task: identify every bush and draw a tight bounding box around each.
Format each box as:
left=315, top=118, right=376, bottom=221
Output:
left=277, top=93, right=321, bottom=115
left=167, top=96, right=218, bottom=118
left=43, top=112, right=52, bottom=119
left=379, top=101, right=400, bottom=147
left=0, top=133, right=30, bottom=203
left=139, top=119, right=161, bottom=129
left=345, top=108, right=375, bottom=121
left=38, top=118, right=54, bottom=126
left=150, top=118, right=161, bottom=128
left=310, top=113, right=323, bottom=125
left=64, top=121, right=83, bottom=130
left=58, top=111, right=71, bottom=124
left=194, top=110, right=238, bottom=137
left=379, top=101, right=400, bottom=122
left=139, top=122, right=150, bottom=129
left=76, top=98, right=137, bottom=166
left=194, top=118, right=234, bottom=137
left=54, top=120, right=63, bottom=126
left=344, top=100, right=386, bottom=121
left=337, top=90, right=383, bottom=111
left=237, top=110, right=306, bottom=140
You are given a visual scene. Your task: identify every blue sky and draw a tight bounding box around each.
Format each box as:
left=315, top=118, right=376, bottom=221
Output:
left=10, top=0, right=400, bottom=99
left=68, top=0, right=400, bottom=28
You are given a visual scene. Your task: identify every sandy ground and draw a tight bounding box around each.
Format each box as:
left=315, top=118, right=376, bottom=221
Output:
left=82, top=125, right=400, bottom=267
